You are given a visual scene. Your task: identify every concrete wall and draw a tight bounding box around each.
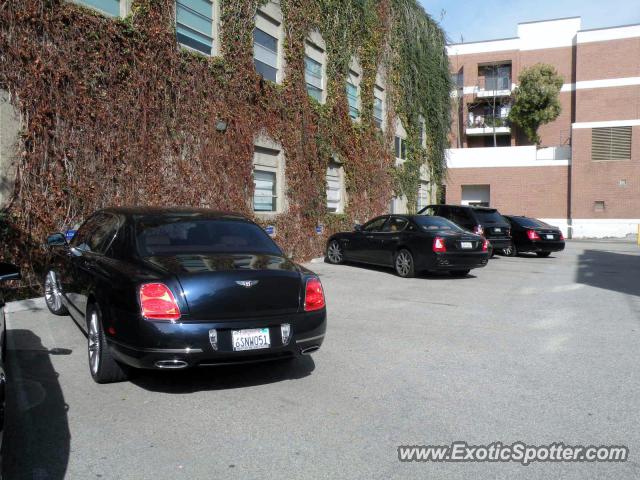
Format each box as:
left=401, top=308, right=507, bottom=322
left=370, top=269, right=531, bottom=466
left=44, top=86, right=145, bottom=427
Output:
left=0, top=90, right=20, bottom=210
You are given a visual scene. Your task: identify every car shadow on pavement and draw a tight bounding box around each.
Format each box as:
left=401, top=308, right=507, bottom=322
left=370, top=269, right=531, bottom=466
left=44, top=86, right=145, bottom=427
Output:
left=338, top=262, right=479, bottom=280
left=576, top=249, right=640, bottom=297
left=2, top=330, right=71, bottom=480
left=130, top=355, right=316, bottom=394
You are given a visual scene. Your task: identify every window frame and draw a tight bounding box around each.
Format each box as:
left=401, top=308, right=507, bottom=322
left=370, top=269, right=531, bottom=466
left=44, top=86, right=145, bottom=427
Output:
left=71, top=0, right=129, bottom=17
left=253, top=169, right=278, bottom=213
left=175, top=0, right=218, bottom=57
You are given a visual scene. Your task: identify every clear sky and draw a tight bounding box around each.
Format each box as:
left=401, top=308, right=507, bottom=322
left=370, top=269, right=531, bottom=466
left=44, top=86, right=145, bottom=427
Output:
left=418, top=0, right=640, bottom=44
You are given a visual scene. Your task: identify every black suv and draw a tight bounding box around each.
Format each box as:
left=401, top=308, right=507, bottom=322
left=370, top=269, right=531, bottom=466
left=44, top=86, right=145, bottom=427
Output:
left=418, top=204, right=512, bottom=255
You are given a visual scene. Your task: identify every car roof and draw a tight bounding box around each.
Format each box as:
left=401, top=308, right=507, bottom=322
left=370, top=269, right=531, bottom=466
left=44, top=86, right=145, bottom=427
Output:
left=98, top=206, right=250, bottom=222
left=425, top=204, right=496, bottom=211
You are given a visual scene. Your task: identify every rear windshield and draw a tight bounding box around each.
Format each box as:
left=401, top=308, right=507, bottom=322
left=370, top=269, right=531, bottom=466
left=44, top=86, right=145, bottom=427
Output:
left=473, top=209, right=506, bottom=224
left=135, top=217, right=282, bottom=256
left=414, top=216, right=464, bottom=232
left=510, top=217, right=549, bottom=228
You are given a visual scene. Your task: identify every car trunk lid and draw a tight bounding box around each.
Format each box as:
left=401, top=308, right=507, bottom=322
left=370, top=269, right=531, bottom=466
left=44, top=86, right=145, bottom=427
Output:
left=439, top=231, right=485, bottom=252
left=142, top=254, right=303, bottom=320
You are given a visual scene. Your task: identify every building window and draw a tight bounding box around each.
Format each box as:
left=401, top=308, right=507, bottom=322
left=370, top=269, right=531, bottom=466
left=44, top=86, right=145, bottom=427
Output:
left=176, top=0, right=215, bottom=56
left=419, top=117, right=426, bottom=147
left=478, top=63, right=511, bottom=91
left=417, top=181, right=429, bottom=211
left=394, top=136, right=407, bottom=160
left=373, top=86, right=384, bottom=129
left=253, top=170, right=277, bottom=212
left=594, top=201, right=605, bottom=212
left=592, top=127, right=632, bottom=161
left=305, top=56, right=323, bottom=102
left=346, top=81, right=359, bottom=119
left=326, top=162, right=343, bottom=213
left=72, top=0, right=123, bottom=16
left=254, top=28, right=278, bottom=82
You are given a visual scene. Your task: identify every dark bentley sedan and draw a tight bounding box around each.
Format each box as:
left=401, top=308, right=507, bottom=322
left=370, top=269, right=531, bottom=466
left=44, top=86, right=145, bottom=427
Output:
left=44, top=208, right=326, bottom=383
left=0, top=263, right=20, bottom=456
left=325, top=215, right=489, bottom=278
left=503, top=215, right=565, bottom=257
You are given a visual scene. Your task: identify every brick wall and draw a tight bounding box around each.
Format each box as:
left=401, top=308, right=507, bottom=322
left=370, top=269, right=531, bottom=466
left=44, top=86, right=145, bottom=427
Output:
left=445, top=166, right=569, bottom=218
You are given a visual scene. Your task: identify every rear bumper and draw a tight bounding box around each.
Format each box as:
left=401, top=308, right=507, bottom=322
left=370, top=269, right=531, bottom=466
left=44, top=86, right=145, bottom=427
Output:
left=429, top=251, right=489, bottom=271
left=107, top=310, right=327, bottom=369
left=486, top=237, right=511, bottom=249
left=517, top=240, right=565, bottom=253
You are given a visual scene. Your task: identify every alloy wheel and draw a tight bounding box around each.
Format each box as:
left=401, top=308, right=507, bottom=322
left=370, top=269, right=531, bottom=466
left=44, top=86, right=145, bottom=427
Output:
left=503, top=246, right=514, bottom=256
left=327, top=241, right=343, bottom=264
left=88, top=311, right=101, bottom=375
left=44, top=271, right=62, bottom=312
left=395, top=251, right=412, bottom=277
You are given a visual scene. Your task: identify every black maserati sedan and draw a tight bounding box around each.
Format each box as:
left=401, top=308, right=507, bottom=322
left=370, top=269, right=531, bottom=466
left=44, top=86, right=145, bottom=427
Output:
left=418, top=204, right=512, bottom=256
left=503, top=215, right=565, bottom=257
left=325, top=215, right=489, bottom=278
left=44, top=208, right=326, bottom=383
left=0, top=263, right=20, bottom=458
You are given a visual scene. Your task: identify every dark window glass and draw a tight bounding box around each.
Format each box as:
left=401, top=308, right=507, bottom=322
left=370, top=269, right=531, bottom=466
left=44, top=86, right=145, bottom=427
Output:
left=362, top=217, right=387, bottom=232
left=413, top=216, right=464, bottom=232
left=511, top=217, right=549, bottom=228
left=474, top=209, right=505, bottom=223
left=449, top=208, right=471, bottom=227
left=71, top=213, right=120, bottom=254
left=383, top=217, right=408, bottom=232
left=135, top=217, right=282, bottom=256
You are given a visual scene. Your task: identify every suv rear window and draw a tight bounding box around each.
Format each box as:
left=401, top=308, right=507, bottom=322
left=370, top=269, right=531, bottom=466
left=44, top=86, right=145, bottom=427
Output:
left=473, top=209, right=505, bottom=224
left=135, top=217, right=282, bottom=257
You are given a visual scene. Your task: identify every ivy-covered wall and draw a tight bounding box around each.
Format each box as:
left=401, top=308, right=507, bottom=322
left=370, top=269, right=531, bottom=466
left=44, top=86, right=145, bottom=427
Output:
left=0, top=0, right=450, bottom=284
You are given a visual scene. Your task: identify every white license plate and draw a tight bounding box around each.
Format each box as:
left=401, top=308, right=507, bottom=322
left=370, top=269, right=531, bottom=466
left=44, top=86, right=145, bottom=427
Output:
left=494, top=228, right=501, bottom=233
left=232, top=328, right=271, bottom=351
left=460, top=241, right=473, bottom=249
left=546, top=234, right=554, bottom=240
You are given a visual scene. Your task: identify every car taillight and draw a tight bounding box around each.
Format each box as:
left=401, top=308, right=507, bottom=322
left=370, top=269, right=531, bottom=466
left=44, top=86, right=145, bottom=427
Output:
left=473, top=225, right=484, bottom=235
left=482, top=239, right=489, bottom=251
left=559, top=232, right=565, bottom=240
left=433, top=237, right=447, bottom=253
left=304, top=277, right=325, bottom=312
left=139, top=283, right=181, bottom=321
left=527, top=230, right=541, bottom=241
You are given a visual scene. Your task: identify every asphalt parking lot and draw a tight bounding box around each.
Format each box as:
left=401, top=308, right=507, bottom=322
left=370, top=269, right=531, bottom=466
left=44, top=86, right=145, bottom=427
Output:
left=3, top=240, right=640, bottom=479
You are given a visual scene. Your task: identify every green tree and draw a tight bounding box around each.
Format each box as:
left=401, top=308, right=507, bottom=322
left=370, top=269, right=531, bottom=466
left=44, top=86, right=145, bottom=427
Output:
left=508, top=64, right=563, bottom=145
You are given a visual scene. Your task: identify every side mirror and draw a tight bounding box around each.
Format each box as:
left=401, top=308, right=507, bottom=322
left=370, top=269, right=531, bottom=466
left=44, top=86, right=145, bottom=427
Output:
left=47, top=233, right=67, bottom=247
left=354, top=224, right=362, bottom=232
left=0, top=263, right=20, bottom=282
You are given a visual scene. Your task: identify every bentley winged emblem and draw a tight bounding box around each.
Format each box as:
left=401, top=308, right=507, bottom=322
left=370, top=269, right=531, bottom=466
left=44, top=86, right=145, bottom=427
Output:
left=236, top=280, right=259, bottom=288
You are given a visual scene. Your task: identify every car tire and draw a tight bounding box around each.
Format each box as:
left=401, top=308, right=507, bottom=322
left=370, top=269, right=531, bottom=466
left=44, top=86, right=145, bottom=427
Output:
left=536, top=251, right=551, bottom=258
left=87, top=303, right=129, bottom=384
left=394, top=249, right=415, bottom=278
left=43, top=270, right=68, bottom=316
left=502, top=245, right=516, bottom=257
left=488, top=245, right=495, bottom=258
left=450, top=269, right=471, bottom=277
left=325, top=240, right=344, bottom=265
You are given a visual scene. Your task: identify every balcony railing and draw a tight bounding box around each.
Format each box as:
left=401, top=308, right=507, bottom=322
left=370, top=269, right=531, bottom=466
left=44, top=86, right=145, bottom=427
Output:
left=477, top=76, right=512, bottom=97
left=466, top=115, right=511, bottom=136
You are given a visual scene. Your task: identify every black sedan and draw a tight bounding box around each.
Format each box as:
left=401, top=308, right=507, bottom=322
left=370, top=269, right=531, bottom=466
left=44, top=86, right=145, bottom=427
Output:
left=325, top=215, right=489, bottom=278
left=503, top=215, right=565, bottom=257
left=44, top=208, right=326, bottom=383
left=0, top=262, right=20, bottom=460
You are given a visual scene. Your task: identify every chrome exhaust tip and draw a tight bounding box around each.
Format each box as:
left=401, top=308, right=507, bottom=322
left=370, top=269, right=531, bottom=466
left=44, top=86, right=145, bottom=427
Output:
left=300, top=345, right=320, bottom=355
left=155, top=359, right=188, bottom=369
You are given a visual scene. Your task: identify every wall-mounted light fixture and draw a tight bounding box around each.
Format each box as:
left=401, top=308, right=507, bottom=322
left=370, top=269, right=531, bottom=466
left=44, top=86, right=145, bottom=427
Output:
left=215, top=119, right=228, bottom=132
